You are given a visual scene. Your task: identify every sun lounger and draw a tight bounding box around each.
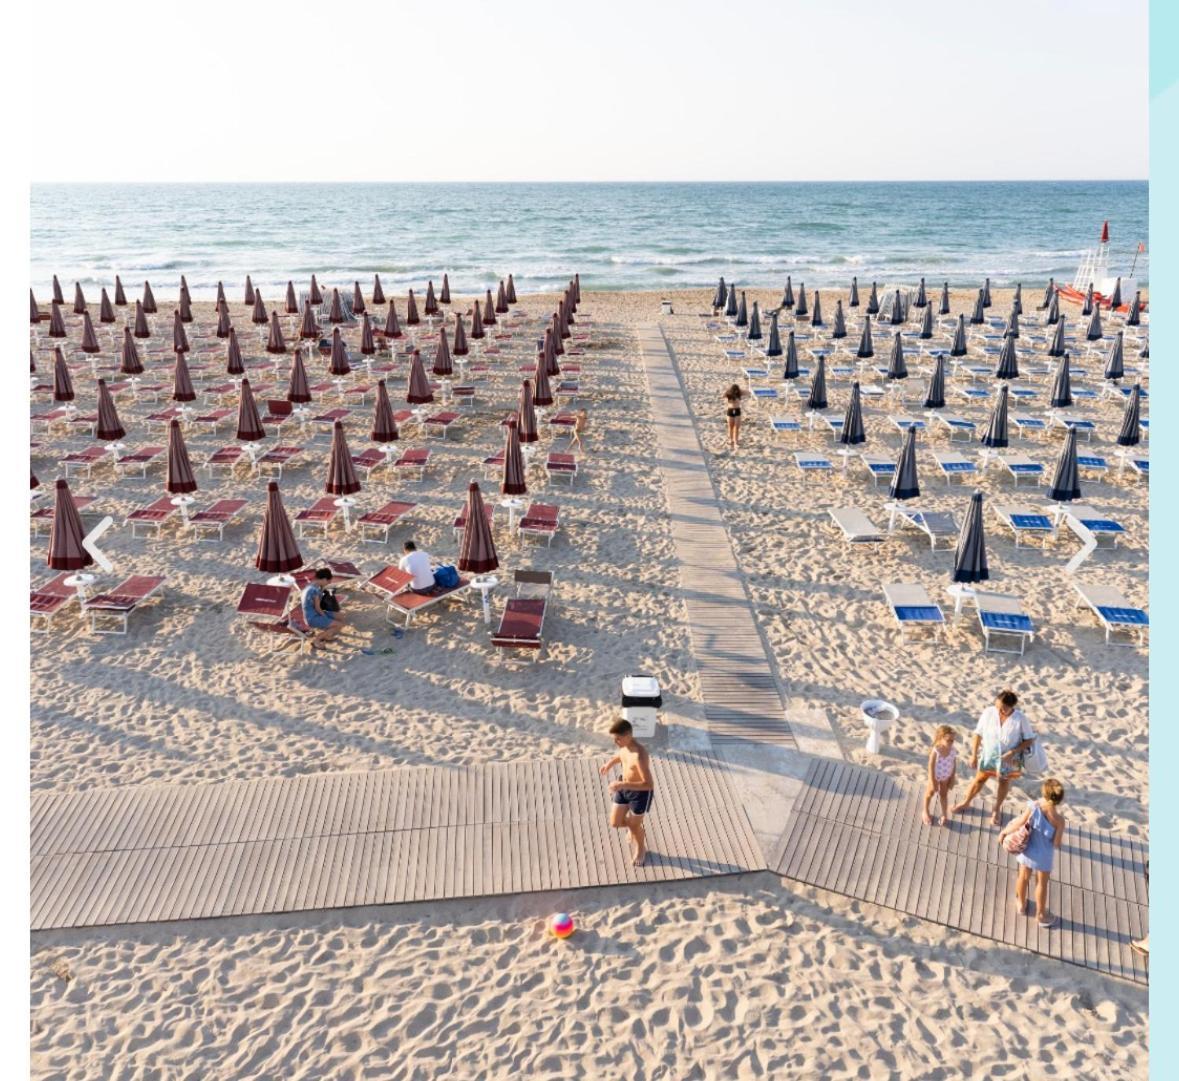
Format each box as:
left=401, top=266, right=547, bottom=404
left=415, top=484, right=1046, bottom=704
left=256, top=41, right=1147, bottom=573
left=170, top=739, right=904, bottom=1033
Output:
left=261, top=399, right=295, bottom=431
left=393, top=447, right=431, bottom=480
left=932, top=450, right=977, bottom=485
left=1011, top=413, right=1046, bottom=439
left=749, top=386, right=778, bottom=404
left=518, top=503, right=559, bottom=546
left=192, top=407, right=236, bottom=433
left=32, top=408, right=77, bottom=435
left=491, top=571, right=553, bottom=657
left=256, top=445, right=304, bottom=479
left=234, top=582, right=309, bottom=650
left=452, top=503, right=495, bottom=542
left=1072, top=581, right=1148, bottom=644
left=450, top=385, right=477, bottom=407
left=295, top=497, right=340, bottom=537
left=59, top=446, right=109, bottom=479
left=548, top=411, right=577, bottom=432
left=115, top=445, right=165, bottom=480
left=30, top=572, right=79, bottom=632
left=188, top=498, right=248, bottom=541
left=357, top=500, right=416, bottom=544
left=423, top=410, right=461, bottom=438
left=364, top=565, right=472, bottom=627
left=1121, top=453, right=1149, bottom=478
left=794, top=451, right=832, bottom=476
left=204, top=445, right=246, bottom=478
left=1056, top=504, right=1126, bottom=548
left=769, top=417, right=802, bottom=435
left=125, top=496, right=179, bottom=538
left=860, top=455, right=896, bottom=487
left=31, top=495, right=97, bottom=535
left=882, top=582, right=945, bottom=641
left=343, top=384, right=374, bottom=404
left=890, top=507, right=959, bottom=550
left=970, top=591, right=1036, bottom=655
left=482, top=451, right=505, bottom=478
left=957, top=385, right=990, bottom=401
left=993, top=503, right=1054, bottom=547
left=933, top=413, right=976, bottom=442
left=1050, top=414, right=1096, bottom=441
left=145, top=407, right=188, bottom=432
left=814, top=414, right=844, bottom=440
left=312, top=408, right=352, bottom=434
left=890, top=416, right=926, bottom=435
left=291, top=560, right=363, bottom=589
left=997, top=454, right=1044, bottom=485
left=829, top=507, right=884, bottom=543
left=83, top=574, right=167, bottom=634
left=545, top=452, right=578, bottom=484
left=351, top=447, right=390, bottom=479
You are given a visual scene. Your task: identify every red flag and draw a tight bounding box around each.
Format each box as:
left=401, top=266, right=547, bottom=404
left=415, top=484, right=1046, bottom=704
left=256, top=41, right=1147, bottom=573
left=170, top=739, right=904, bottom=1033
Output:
left=1100, top=221, right=1109, bottom=243
left=1138, top=242, right=1145, bottom=252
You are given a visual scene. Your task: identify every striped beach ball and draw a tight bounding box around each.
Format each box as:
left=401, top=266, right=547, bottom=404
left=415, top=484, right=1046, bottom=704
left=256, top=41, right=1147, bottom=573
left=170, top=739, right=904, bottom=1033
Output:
left=549, top=912, right=575, bottom=939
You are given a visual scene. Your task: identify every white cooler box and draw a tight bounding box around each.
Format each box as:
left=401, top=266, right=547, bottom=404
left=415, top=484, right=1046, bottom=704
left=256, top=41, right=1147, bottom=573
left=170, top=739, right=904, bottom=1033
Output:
left=620, top=674, right=662, bottom=738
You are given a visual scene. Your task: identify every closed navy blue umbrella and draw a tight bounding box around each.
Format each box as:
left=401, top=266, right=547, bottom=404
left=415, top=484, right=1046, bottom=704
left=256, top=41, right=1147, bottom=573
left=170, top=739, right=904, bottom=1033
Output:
left=1048, top=427, right=1082, bottom=502
left=1047, top=317, right=1067, bottom=358
left=1049, top=353, right=1072, bottom=407
left=794, top=283, right=808, bottom=318
left=1085, top=303, right=1104, bottom=341
left=886, top=333, right=908, bottom=380
left=889, top=425, right=920, bottom=501
left=918, top=303, right=934, bottom=339
left=1082, top=283, right=1094, bottom=316
left=969, top=290, right=985, bottom=325
left=725, top=284, right=738, bottom=318
left=1109, top=277, right=1123, bottom=310
left=1046, top=290, right=1060, bottom=325
left=915, top=277, right=927, bottom=307
left=952, top=491, right=990, bottom=584
left=1126, top=291, right=1142, bottom=327
left=839, top=381, right=866, bottom=445
left=848, top=277, right=859, bottom=308
left=1038, top=278, right=1055, bottom=310
left=981, top=384, right=1009, bottom=448
left=1004, top=307, right=1020, bottom=339
left=939, top=281, right=950, bottom=315
left=713, top=277, right=727, bottom=308
left=765, top=312, right=782, bottom=357
left=924, top=354, right=947, bottom=409
left=807, top=355, right=828, bottom=410
left=994, top=335, right=1019, bottom=380
left=982, top=277, right=992, bottom=308
left=782, top=330, right=800, bottom=379
left=1117, top=384, right=1141, bottom=447
left=950, top=314, right=968, bottom=357
left=832, top=300, right=848, bottom=339
left=747, top=301, right=762, bottom=341
left=1104, top=332, right=1125, bottom=381
left=735, top=291, right=748, bottom=328
left=889, top=289, right=904, bottom=325
left=782, top=276, right=795, bottom=309
left=810, top=290, right=823, bottom=328
left=856, top=318, right=874, bottom=358
left=1012, top=283, right=1023, bottom=316
left=867, top=281, right=880, bottom=315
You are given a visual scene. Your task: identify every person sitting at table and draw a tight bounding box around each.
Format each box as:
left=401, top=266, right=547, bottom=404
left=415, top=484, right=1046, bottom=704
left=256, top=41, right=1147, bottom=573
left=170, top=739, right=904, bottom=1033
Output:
left=398, top=540, right=435, bottom=595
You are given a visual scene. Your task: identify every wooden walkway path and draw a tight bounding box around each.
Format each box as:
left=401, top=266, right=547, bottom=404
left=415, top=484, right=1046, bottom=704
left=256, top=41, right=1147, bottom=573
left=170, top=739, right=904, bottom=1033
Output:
left=776, top=759, right=1149, bottom=984
left=638, top=326, right=794, bottom=747
left=31, top=752, right=765, bottom=931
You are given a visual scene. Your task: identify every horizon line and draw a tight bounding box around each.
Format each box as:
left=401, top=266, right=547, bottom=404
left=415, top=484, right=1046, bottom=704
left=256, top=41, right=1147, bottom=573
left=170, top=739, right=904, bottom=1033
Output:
left=29, top=177, right=1150, bottom=186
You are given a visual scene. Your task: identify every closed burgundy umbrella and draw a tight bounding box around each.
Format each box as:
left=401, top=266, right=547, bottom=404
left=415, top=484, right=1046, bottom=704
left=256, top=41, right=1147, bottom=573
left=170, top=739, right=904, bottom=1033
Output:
left=309, top=275, right=323, bottom=305
left=244, top=275, right=255, bottom=305
left=73, top=282, right=87, bottom=314
left=266, top=310, right=287, bottom=354
left=545, top=322, right=562, bottom=372
left=573, top=272, right=581, bottom=304
left=252, top=290, right=268, bottom=325
left=329, top=328, right=350, bottom=375
left=495, top=280, right=509, bottom=314
left=95, top=379, right=126, bottom=440
left=120, top=327, right=143, bottom=375
left=51, top=275, right=64, bottom=305
left=143, top=281, right=157, bottom=314
left=299, top=300, right=318, bottom=340
left=501, top=418, right=526, bottom=495
left=558, top=297, right=571, bottom=338
left=371, top=380, right=400, bottom=441
left=325, top=421, right=361, bottom=495
left=173, top=310, right=190, bottom=353
left=533, top=356, right=554, bottom=406
left=173, top=350, right=196, bottom=402
left=165, top=418, right=198, bottom=494
left=453, top=313, right=469, bottom=355
left=406, top=350, right=433, bottom=403
left=53, top=348, right=75, bottom=402
left=216, top=301, right=232, bottom=338
left=360, top=314, right=376, bottom=355
left=255, top=482, right=303, bottom=574
left=236, top=378, right=266, bottom=441
left=32, top=471, right=39, bottom=490
left=372, top=274, right=386, bottom=305
left=352, top=281, right=366, bottom=315
left=518, top=379, right=538, bottom=443
left=30, top=289, right=42, bottom=324
left=99, top=288, right=116, bottom=323
left=80, top=312, right=101, bottom=353
left=384, top=300, right=403, bottom=339
left=285, top=281, right=299, bottom=314
left=551, top=312, right=565, bottom=354
left=47, top=479, right=92, bottom=571
left=180, top=276, right=190, bottom=307
left=433, top=327, right=453, bottom=375
left=483, top=290, right=497, bottom=327
left=48, top=302, right=66, bottom=338
left=506, top=274, right=517, bottom=304
left=114, top=275, right=128, bottom=306
left=424, top=281, right=438, bottom=315
left=457, top=482, right=498, bottom=574
left=214, top=281, right=226, bottom=307
left=470, top=299, right=484, bottom=339
left=440, top=274, right=451, bottom=304
left=178, top=289, right=193, bottom=323
left=406, top=290, right=420, bottom=325
left=287, top=347, right=311, bottom=403
left=226, top=328, right=245, bottom=375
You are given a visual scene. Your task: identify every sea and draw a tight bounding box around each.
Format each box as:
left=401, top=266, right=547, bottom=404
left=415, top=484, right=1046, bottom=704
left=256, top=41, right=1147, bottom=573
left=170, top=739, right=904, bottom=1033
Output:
left=29, top=181, right=1148, bottom=302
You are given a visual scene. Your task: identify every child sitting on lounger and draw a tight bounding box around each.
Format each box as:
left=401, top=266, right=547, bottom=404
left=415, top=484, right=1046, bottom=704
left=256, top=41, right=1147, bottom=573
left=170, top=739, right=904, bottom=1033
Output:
left=922, top=725, right=958, bottom=826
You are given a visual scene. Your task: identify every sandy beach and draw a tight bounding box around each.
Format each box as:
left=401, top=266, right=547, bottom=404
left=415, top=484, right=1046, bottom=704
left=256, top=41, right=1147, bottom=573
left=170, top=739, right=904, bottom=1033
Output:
left=30, top=285, right=1148, bottom=1079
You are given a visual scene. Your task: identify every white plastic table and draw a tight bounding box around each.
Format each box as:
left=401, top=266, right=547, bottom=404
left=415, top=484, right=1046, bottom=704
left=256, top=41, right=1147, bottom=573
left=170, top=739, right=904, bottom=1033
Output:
left=63, top=572, right=96, bottom=602
left=499, top=498, right=524, bottom=532
left=334, top=496, right=358, bottom=531
left=471, top=574, right=499, bottom=625
left=266, top=574, right=297, bottom=589
left=169, top=494, right=196, bottom=523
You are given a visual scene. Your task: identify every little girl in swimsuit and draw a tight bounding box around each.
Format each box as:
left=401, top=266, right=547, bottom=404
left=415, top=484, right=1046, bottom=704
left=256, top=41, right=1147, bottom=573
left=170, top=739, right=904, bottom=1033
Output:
left=922, top=724, right=958, bottom=826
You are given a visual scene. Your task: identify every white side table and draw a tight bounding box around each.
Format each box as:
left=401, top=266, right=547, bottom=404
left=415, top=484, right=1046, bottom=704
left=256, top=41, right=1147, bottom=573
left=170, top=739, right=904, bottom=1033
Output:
left=170, top=494, right=196, bottom=524
left=334, top=496, right=358, bottom=531
left=267, top=574, right=297, bottom=589
left=63, top=572, right=96, bottom=602
left=471, top=574, right=499, bottom=625
left=499, top=497, right=524, bottom=532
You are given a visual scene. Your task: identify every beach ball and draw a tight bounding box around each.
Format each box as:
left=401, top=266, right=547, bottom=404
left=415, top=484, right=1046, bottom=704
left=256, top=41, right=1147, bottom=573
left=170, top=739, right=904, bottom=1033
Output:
left=549, top=912, right=575, bottom=939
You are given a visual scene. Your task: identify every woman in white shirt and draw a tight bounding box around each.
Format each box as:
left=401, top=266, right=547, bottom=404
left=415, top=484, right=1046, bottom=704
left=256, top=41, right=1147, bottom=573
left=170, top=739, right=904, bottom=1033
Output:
left=951, top=689, right=1037, bottom=826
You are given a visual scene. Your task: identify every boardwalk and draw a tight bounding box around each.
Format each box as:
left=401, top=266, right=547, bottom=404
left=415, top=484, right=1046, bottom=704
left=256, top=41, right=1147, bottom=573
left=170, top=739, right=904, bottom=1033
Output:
left=638, top=326, right=794, bottom=747
left=31, top=752, right=765, bottom=931
left=776, top=758, right=1149, bottom=984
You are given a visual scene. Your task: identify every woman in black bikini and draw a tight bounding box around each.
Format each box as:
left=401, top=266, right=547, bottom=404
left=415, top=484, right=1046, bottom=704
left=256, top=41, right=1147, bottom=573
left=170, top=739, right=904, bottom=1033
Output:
left=723, top=383, right=744, bottom=451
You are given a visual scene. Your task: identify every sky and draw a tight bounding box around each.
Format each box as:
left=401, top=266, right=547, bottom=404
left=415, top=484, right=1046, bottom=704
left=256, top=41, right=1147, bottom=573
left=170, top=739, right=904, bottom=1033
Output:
left=32, top=0, right=1150, bottom=182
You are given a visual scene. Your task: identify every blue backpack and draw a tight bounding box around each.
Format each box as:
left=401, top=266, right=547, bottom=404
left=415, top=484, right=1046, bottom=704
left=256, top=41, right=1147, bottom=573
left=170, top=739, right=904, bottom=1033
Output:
left=433, top=564, right=460, bottom=589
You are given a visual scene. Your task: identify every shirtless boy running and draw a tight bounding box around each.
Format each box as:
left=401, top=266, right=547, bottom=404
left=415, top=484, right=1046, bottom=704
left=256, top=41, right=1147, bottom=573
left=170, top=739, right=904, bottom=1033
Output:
left=600, top=719, right=655, bottom=866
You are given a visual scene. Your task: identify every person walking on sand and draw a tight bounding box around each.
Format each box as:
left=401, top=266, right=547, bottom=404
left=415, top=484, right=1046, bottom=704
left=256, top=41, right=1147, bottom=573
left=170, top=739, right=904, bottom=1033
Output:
left=921, top=725, right=958, bottom=826
left=723, top=383, right=744, bottom=451
left=600, top=719, right=654, bottom=867
left=998, top=777, right=1067, bottom=929
left=952, top=690, right=1037, bottom=825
